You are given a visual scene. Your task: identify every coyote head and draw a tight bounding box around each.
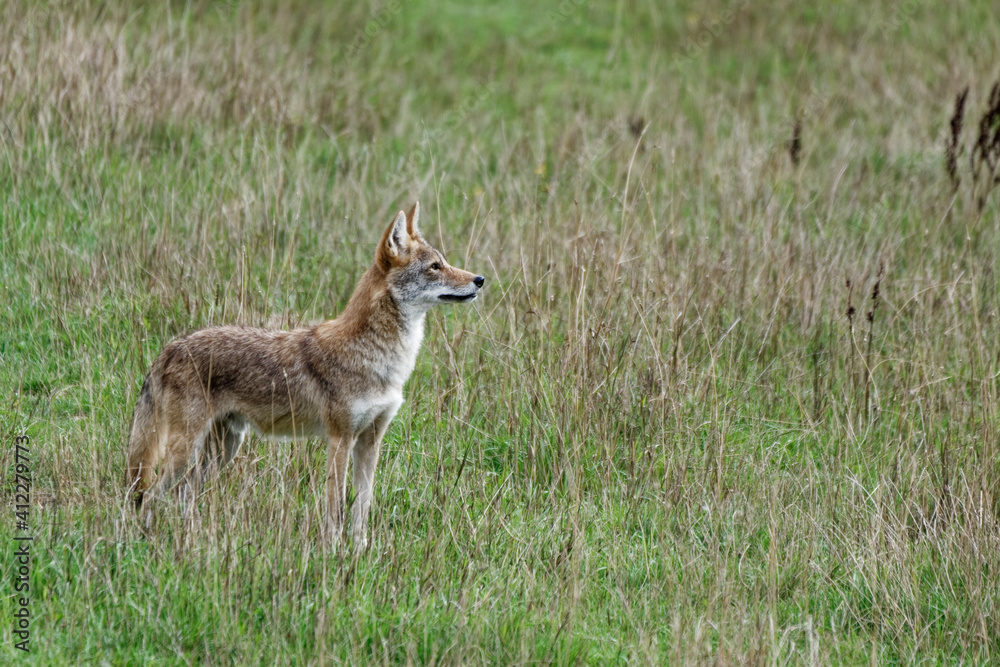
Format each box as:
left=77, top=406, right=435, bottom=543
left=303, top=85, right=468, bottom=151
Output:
left=376, top=202, right=485, bottom=309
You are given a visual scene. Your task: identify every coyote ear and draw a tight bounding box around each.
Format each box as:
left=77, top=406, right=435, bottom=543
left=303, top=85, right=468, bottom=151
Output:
left=406, top=201, right=421, bottom=238
left=378, top=209, right=410, bottom=267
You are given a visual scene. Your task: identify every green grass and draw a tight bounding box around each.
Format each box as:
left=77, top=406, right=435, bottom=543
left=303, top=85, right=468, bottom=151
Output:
left=2, top=0, right=1000, bottom=663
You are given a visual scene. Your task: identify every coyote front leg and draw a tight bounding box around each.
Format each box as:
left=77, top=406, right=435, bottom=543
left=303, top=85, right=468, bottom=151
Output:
left=351, top=412, right=394, bottom=550
left=325, top=432, right=352, bottom=547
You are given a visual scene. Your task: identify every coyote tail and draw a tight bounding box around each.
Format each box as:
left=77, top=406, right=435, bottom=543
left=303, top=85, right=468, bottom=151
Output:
left=125, top=376, right=157, bottom=509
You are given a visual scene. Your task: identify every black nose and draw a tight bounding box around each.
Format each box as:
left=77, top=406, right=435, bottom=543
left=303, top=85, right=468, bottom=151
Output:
left=473, top=275, right=485, bottom=289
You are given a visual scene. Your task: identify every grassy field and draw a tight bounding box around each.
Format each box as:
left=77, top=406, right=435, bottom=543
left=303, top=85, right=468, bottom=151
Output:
left=2, top=0, right=1000, bottom=663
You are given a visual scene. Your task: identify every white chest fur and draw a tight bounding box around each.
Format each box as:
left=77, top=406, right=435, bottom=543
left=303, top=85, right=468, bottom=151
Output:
left=351, top=314, right=425, bottom=433
left=390, top=315, right=425, bottom=386
left=350, top=387, right=404, bottom=433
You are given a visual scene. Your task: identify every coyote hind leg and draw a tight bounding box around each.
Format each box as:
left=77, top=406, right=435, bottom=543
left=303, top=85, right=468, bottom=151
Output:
left=139, top=412, right=249, bottom=527
left=199, top=413, right=250, bottom=481
left=140, top=415, right=211, bottom=526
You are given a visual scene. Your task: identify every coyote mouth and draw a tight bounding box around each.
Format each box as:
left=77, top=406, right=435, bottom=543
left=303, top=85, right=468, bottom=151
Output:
left=439, top=293, right=477, bottom=303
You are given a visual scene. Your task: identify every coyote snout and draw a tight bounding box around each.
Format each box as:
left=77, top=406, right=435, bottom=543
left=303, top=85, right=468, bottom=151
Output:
left=125, top=202, right=483, bottom=549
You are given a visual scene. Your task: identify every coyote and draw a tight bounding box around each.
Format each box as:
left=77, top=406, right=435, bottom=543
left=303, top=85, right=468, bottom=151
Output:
left=125, top=202, right=484, bottom=548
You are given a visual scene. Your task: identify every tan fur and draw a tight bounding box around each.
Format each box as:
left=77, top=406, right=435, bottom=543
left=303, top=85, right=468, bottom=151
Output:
left=125, top=202, right=484, bottom=548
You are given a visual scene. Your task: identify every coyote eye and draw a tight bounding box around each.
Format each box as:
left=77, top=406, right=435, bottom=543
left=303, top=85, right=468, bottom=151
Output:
left=431, top=262, right=441, bottom=270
